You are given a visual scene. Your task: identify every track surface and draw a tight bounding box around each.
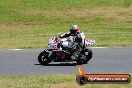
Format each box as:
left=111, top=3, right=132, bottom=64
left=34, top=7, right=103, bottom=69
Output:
left=0, top=47, right=132, bottom=75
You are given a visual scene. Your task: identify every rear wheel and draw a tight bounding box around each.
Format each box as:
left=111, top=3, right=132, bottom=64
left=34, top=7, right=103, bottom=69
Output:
left=76, top=48, right=92, bottom=64
left=38, top=50, right=52, bottom=65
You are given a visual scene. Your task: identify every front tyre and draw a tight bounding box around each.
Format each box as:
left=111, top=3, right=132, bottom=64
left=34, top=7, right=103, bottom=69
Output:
left=38, top=50, right=52, bottom=65
left=76, top=48, right=93, bottom=64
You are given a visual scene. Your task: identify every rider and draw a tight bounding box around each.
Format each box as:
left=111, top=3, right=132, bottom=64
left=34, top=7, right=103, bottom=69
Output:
left=58, top=25, right=85, bottom=51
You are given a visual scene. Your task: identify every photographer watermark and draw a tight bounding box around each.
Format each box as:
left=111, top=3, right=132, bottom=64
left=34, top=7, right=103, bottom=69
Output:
left=76, top=66, right=131, bottom=85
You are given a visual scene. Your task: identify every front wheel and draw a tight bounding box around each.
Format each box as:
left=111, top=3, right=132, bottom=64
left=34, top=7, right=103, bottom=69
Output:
left=38, top=50, right=52, bottom=65
left=76, top=48, right=93, bottom=64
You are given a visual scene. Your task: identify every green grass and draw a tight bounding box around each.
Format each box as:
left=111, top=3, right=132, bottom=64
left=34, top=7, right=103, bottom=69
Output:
left=0, top=2, right=131, bottom=88
left=0, top=0, right=132, bottom=49
left=0, top=74, right=131, bottom=88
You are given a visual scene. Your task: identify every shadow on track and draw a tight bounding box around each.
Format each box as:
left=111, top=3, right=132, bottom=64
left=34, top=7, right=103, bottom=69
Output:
left=34, top=63, right=81, bottom=66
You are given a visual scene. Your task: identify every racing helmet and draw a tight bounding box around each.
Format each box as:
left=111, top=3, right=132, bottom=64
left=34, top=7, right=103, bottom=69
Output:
left=70, top=25, right=79, bottom=34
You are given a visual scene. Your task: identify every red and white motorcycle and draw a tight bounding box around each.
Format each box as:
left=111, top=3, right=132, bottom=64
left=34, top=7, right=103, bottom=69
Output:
left=38, top=33, right=95, bottom=65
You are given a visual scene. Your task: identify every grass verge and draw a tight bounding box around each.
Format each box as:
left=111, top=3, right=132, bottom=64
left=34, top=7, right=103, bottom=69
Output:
left=0, top=0, right=132, bottom=49
left=0, top=74, right=131, bottom=88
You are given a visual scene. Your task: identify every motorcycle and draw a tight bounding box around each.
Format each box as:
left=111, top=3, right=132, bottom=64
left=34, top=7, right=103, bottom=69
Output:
left=38, top=33, right=95, bottom=65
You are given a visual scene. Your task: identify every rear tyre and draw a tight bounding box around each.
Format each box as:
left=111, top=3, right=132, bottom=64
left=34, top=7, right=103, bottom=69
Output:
left=38, top=50, right=52, bottom=65
left=76, top=48, right=92, bottom=64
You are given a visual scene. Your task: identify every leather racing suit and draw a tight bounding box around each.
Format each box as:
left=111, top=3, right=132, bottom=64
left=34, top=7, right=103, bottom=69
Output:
left=58, top=32, right=85, bottom=52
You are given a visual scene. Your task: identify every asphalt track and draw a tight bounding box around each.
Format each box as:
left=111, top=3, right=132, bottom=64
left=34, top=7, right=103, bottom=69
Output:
left=0, top=47, right=132, bottom=75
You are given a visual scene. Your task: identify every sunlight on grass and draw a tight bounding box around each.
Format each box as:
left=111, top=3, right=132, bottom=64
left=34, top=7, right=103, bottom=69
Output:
left=0, top=0, right=132, bottom=48
left=0, top=74, right=131, bottom=88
